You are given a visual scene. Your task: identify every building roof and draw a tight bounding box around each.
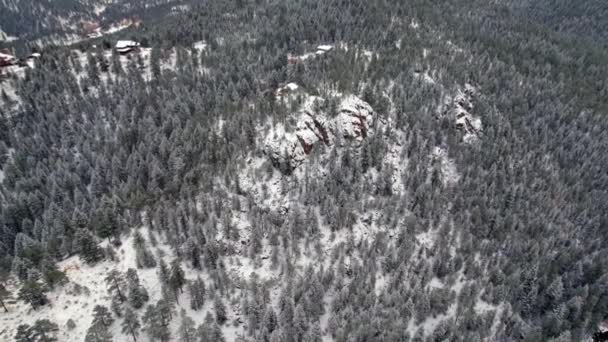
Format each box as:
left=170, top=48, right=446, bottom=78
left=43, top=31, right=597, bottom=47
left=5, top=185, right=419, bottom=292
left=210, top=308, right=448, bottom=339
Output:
left=0, top=52, right=16, bottom=60
left=285, top=82, right=299, bottom=91
left=317, top=45, right=333, bottom=52
left=116, top=40, right=140, bottom=49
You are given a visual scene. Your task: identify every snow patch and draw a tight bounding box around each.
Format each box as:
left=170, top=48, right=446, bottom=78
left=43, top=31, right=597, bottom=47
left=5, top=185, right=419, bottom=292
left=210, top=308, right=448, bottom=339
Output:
left=431, top=147, right=460, bottom=186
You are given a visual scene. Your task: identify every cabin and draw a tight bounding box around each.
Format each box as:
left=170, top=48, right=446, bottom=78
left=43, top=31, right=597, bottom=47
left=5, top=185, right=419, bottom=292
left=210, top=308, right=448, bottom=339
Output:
left=115, top=40, right=140, bottom=55
left=25, top=52, right=41, bottom=68
left=27, top=52, right=41, bottom=60
left=0, top=50, right=17, bottom=68
left=316, top=45, right=334, bottom=55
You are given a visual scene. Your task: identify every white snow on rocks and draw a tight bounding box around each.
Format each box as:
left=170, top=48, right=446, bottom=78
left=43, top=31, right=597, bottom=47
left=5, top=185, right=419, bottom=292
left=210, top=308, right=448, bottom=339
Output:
left=263, top=95, right=375, bottom=173
left=193, top=41, right=208, bottom=51
left=334, top=95, right=375, bottom=141
left=431, top=146, right=460, bottom=186
left=414, top=70, right=436, bottom=85
left=446, top=84, right=483, bottom=143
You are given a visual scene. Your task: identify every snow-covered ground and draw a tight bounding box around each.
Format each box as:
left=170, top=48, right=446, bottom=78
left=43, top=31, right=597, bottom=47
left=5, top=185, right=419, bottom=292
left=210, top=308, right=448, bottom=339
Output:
left=0, top=227, right=247, bottom=341
left=430, top=146, right=460, bottom=186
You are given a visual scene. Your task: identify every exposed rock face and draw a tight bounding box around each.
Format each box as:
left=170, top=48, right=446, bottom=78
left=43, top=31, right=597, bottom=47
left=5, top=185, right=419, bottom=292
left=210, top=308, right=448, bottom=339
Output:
left=334, top=95, right=375, bottom=141
left=450, top=84, right=482, bottom=143
left=263, top=95, right=375, bottom=174
left=264, top=128, right=306, bottom=174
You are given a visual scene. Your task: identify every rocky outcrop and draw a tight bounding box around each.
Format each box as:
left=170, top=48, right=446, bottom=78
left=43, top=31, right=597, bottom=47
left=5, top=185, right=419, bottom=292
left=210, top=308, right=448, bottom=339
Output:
left=263, top=95, right=375, bottom=174
left=334, top=96, right=375, bottom=141
left=449, top=84, right=482, bottom=143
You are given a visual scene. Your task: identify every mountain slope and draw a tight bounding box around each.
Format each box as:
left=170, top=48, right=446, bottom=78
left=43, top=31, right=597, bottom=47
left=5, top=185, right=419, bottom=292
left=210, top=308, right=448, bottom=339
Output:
left=0, top=0, right=189, bottom=42
left=0, top=0, right=607, bottom=341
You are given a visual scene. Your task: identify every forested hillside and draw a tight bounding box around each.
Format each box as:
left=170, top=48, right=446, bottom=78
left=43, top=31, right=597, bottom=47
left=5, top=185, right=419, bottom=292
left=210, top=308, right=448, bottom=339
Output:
left=512, top=0, right=608, bottom=44
left=0, top=0, right=607, bottom=341
left=0, top=0, right=189, bottom=43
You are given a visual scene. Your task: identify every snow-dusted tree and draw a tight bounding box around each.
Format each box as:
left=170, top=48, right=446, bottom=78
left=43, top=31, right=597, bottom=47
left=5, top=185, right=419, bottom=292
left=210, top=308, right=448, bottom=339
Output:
left=111, top=295, right=123, bottom=317
left=133, top=231, right=156, bottom=268
left=122, top=307, right=141, bottom=342
left=263, top=307, right=278, bottom=334
left=111, top=49, right=124, bottom=76
left=178, top=309, right=197, bottom=342
left=150, top=46, right=161, bottom=79
left=15, top=319, right=59, bottom=342
left=17, top=280, right=48, bottom=309
left=293, top=303, right=309, bottom=342
left=169, top=259, right=186, bottom=302
left=86, top=51, right=100, bottom=84
left=75, top=229, right=104, bottom=265
left=0, top=283, right=10, bottom=312
left=94, top=202, right=121, bottom=245
left=188, top=276, right=206, bottom=310
left=142, top=302, right=172, bottom=342
left=211, top=321, right=226, bottom=342
left=214, top=296, right=228, bottom=325
left=157, top=259, right=171, bottom=286
left=105, top=269, right=126, bottom=302
left=185, top=239, right=202, bottom=269
left=14, top=324, right=34, bottom=342
left=85, top=321, right=113, bottom=342
left=303, top=322, right=323, bottom=342
left=92, top=305, right=114, bottom=327
left=39, top=258, right=67, bottom=289
left=126, top=268, right=149, bottom=309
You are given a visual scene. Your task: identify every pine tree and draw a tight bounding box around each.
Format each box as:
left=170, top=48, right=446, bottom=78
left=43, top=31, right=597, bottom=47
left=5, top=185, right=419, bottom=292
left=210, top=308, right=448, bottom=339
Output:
left=169, top=259, right=186, bottom=302
left=264, top=307, right=278, bottom=333
left=14, top=324, right=33, bottom=342
left=150, top=46, right=161, bottom=80
left=133, top=231, right=156, bottom=268
left=92, top=305, right=114, bottom=327
left=156, top=298, right=175, bottom=324
left=211, top=322, right=226, bottom=342
left=189, top=276, right=206, bottom=310
left=17, top=280, right=48, bottom=309
left=143, top=303, right=172, bottom=342
left=85, top=321, right=113, bottom=342
left=86, top=51, right=100, bottom=84
left=122, top=307, right=141, bottom=342
left=0, top=283, right=10, bottom=312
left=75, top=230, right=104, bottom=264
left=214, top=297, right=227, bottom=325
left=178, top=309, right=197, bottom=342
left=111, top=49, right=124, bottom=76
left=15, top=319, right=59, bottom=342
left=294, top=304, right=309, bottom=342
left=304, top=322, right=323, bottom=342
left=196, top=313, right=215, bottom=341
left=157, top=259, right=171, bottom=286
left=126, top=268, right=149, bottom=309
left=111, top=295, right=124, bottom=317
left=40, top=258, right=67, bottom=289
left=105, top=269, right=126, bottom=302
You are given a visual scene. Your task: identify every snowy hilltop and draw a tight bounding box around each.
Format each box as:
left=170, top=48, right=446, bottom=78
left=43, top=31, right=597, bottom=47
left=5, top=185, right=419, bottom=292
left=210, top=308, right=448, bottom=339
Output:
left=264, top=95, right=376, bottom=174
